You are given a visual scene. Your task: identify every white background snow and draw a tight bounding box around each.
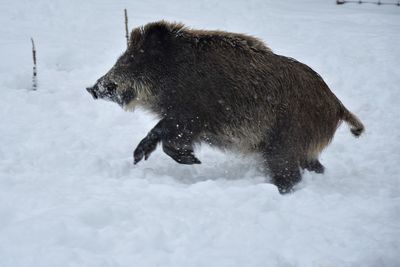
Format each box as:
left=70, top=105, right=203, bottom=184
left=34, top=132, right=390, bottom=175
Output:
left=0, top=0, right=399, bottom=266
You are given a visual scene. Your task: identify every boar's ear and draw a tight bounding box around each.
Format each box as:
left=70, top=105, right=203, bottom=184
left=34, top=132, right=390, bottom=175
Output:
left=144, top=23, right=171, bottom=52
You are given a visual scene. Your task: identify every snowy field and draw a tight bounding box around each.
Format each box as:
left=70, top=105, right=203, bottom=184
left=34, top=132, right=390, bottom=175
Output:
left=0, top=0, right=399, bottom=266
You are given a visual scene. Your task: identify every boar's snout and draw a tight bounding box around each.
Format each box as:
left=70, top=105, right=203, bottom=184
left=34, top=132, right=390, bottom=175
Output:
left=86, top=86, right=98, bottom=99
left=86, top=78, right=122, bottom=105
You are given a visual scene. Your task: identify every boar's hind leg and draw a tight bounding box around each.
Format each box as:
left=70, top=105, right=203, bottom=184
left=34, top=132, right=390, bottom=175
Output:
left=263, top=134, right=301, bottom=194
left=265, top=153, right=301, bottom=194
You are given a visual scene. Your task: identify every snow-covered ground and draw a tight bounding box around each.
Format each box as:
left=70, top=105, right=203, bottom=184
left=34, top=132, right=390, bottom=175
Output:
left=0, top=0, right=399, bottom=266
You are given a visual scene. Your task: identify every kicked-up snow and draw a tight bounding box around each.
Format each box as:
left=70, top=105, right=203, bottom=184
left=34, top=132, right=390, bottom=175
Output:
left=0, top=0, right=399, bottom=266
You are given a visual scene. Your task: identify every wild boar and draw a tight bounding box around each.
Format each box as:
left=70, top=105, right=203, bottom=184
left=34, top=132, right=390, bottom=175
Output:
left=86, top=21, right=364, bottom=193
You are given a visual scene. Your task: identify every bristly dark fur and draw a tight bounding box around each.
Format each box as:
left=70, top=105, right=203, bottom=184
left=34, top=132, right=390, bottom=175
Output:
left=86, top=21, right=365, bottom=194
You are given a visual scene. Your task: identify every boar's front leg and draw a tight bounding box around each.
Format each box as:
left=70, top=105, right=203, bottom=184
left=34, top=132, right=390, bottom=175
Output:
left=133, top=118, right=201, bottom=165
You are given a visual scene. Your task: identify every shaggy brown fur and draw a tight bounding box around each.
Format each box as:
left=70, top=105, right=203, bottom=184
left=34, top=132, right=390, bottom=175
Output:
left=86, top=21, right=364, bottom=193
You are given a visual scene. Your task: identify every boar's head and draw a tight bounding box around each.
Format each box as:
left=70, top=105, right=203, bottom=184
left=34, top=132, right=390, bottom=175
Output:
left=86, top=21, right=182, bottom=110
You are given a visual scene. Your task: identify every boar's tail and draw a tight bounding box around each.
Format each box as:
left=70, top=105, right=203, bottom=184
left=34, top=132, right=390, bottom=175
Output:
left=340, top=105, right=365, bottom=137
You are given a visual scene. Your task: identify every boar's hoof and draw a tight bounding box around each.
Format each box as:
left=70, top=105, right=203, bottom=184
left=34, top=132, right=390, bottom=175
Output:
left=308, top=160, right=325, bottom=174
left=162, top=145, right=201, bottom=165
left=275, top=182, right=296, bottom=194
left=271, top=167, right=302, bottom=194
left=133, top=136, right=159, bottom=164
left=302, top=159, right=325, bottom=174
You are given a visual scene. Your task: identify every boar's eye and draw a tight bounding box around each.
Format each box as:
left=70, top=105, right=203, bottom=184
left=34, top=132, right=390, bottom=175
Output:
left=108, top=82, right=117, bottom=92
